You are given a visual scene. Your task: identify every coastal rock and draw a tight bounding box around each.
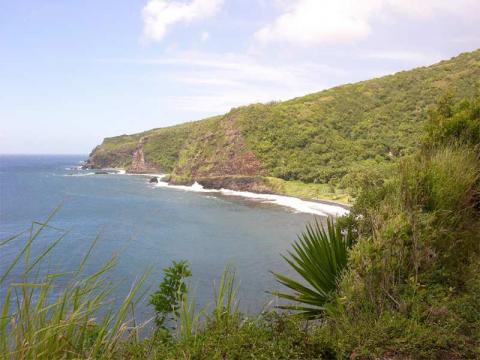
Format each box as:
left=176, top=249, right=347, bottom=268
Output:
left=128, top=137, right=160, bottom=174
left=174, top=113, right=264, bottom=180
left=84, top=143, right=133, bottom=169
left=95, top=171, right=109, bottom=175
left=149, top=176, right=159, bottom=183
left=195, top=176, right=273, bottom=193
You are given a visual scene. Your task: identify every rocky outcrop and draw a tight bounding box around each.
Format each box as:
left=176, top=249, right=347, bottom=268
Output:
left=85, top=143, right=136, bottom=169
left=171, top=112, right=263, bottom=181
left=128, top=137, right=159, bottom=174
left=194, top=176, right=273, bottom=193
left=208, top=114, right=263, bottom=177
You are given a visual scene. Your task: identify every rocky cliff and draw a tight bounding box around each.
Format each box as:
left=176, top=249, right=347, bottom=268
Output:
left=128, top=137, right=159, bottom=174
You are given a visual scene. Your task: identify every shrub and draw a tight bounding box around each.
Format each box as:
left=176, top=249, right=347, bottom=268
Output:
left=322, top=95, right=480, bottom=358
left=425, top=146, right=479, bottom=212
left=426, top=94, right=480, bottom=148
left=149, top=260, right=191, bottom=330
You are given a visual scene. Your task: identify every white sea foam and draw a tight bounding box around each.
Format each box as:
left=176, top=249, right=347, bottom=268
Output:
left=64, top=172, right=95, bottom=177
left=141, top=173, right=167, bottom=179
left=100, top=168, right=126, bottom=175
left=114, top=170, right=166, bottom=178
left=154, top=181, right=349, bottom=217
left=154, top=180, right=216, bottom=193
left=218, top=188, right=349, bottom=217
left=72, top=168, right=349, bottom=216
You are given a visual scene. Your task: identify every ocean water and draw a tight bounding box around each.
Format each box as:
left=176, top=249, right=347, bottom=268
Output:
left=0, top=155, right=329, bottom=324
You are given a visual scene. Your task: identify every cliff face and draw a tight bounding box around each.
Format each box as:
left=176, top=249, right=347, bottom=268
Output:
left=87, top=49, right=480, bottom=188
left=128, top=137, right=159, bottom=173
left=86, top=134, right=141, bottom=169
left=171, top=113, right=263, bottom=180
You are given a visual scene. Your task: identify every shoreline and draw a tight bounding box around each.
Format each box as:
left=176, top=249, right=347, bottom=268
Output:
left=137, top=173, right=350, bottom=217
left=74, top=168, right=350, bottom=217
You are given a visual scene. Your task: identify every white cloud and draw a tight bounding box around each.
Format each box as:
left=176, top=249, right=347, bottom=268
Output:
left=363, top=50, right=442, bottom=64
left=200, top=31, right=210, bottom=42
left=105, top=51, right=344, bottom=113
left=255, top=0, right=480, bottom=46
left=142, top=0, right=223, bottom=42
left=255, top=0, right=379, bottom=45
left=387, top=0, right=480, bottom=20
left=166, top=93, right=279, bottom=113
left=176, top=57, right=335, bottom=112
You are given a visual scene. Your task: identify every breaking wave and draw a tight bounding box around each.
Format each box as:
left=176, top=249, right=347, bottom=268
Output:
left=64, top=172, right=96, bottom=177
left=154, top=181, right=349, bottom=217
left=70, top=167, right=349, bottom=216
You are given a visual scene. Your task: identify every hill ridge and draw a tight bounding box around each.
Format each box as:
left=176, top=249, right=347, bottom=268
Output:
left=87, top=49, right=480, bottom=201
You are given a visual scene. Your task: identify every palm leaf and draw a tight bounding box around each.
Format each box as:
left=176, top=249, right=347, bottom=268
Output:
left=272, top=217, right=354, bottom=318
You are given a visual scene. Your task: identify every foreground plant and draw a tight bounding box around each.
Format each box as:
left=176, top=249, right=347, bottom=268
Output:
left=149, top=260, right=191, bottom=330
left=212, top=265, right=239, bottom=329
left=175, top=266, right=238, bottom=341
left=0, top=209, right=149, bottom=359
left=273, top=217, right=355, bottom=318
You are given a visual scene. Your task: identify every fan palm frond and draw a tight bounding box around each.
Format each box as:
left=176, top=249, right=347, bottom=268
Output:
left=272, top=217, right=354, bottom=318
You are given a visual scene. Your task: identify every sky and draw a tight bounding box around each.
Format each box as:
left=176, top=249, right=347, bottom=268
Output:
left=0, top=0, right=479, bottom=154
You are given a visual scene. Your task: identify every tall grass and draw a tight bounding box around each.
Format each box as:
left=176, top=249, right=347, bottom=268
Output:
left=0, top=210, right=150, bottom=359
left=212, top=265, right=239, bottom=327
left=175, top=265, right=239, bottom=340
left=176, top=291, right=202, bottom=341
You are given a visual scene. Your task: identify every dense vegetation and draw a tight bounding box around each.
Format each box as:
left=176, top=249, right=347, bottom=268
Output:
left=319, top=94, right=480, bottom=358
left=2, top=93, right=478, bottom=359
left=236, top=50, right=479, bottom=184
left=88, top=49, right=480, bottom=203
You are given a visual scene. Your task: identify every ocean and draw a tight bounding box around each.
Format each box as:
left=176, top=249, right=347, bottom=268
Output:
left=0, top=154, right=338, bottom=324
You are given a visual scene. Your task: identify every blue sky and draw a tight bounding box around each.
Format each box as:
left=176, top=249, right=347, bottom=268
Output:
left=1, top=0, right=479, bottom=154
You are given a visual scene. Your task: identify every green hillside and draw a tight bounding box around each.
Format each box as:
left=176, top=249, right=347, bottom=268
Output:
left=87, top=49, right=480, bottom=202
